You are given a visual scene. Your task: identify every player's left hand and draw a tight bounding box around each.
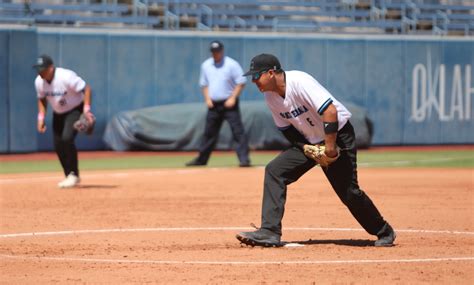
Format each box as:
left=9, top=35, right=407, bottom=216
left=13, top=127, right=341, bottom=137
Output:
left=74, top=111, right=96, bottom=135
left=224, top=97, right=236, bottom=108
left=37, top=120, right=47, bottom=133
left=303, top=144, right=340, bottom=168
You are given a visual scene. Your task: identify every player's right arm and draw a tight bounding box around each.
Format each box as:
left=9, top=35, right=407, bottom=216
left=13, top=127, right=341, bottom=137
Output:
left=37, top=98, right=47, bottom=133
left=201, top=86, right=214, bottom=109
left=321, top=103, right=338, bottom=158
left=199, top=61, right=213, bottom=109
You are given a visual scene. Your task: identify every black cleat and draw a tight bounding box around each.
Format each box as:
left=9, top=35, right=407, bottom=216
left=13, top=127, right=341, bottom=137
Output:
left=375, top=223, right=396, bottom=247
left=185, top=158, right=206, bottom=167
left=239, top=162, right=251, bottom=167
left=236, top=229, right=282, bottom=247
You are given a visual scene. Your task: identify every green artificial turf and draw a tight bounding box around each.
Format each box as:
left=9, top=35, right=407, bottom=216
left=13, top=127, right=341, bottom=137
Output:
left=0, top=150, right=472, bottom=174
left=356, top=150, right=474, bottom=168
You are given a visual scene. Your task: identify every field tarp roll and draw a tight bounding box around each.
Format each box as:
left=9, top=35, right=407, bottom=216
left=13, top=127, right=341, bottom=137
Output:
left=103, top=101, right=373, bottom=151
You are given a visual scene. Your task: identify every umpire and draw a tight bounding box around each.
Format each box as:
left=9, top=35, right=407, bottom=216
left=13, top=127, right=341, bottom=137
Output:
left=186, top=41, right=251, bottom=167
left=34, top=55, right=92, bottom=188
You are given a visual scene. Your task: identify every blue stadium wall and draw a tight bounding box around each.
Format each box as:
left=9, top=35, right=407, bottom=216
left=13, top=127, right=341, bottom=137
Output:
left=1, top=27, right=472, bottom=152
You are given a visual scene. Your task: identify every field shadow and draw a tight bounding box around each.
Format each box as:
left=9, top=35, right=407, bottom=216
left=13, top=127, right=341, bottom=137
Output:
left=78, top=185, right=118, bottom=189
left=287, top=239, right=374, bottom=247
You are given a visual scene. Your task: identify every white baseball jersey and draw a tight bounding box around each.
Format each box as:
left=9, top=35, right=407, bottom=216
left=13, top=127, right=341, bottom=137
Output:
left=35, top=67, right=86, bottom=114
left=264, top=70, right=351, bottom=144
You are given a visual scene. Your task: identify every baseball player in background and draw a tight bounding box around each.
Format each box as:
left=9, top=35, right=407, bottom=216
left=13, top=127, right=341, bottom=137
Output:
left=236, top=54, right=395, bottom=247
left=34, top=55, right=93, bottom=188
left=186, top=40, right=251, bottom=167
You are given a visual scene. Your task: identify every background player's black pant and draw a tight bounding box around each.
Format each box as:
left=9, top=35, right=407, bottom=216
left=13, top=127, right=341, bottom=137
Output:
left=53, top=104, right=82, bottom=177
left=261, top=121, right=387, bottom=236
left=196, top=100, right=250, bottom=165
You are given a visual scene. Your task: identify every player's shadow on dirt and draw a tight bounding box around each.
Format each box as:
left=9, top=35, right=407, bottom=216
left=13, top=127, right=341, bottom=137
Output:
left=78, top=185, right=118, bottom=189
left=290, top=239, right=374, bottom=247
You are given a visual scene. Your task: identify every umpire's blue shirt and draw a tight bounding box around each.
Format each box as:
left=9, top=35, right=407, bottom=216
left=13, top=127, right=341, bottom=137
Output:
left=199, top=56, right=247, bottom=102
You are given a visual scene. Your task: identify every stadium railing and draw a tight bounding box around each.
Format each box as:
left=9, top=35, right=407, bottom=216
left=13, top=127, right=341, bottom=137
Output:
left=0, top=1, right=159, bottom=28
left=376, top=0, right=473, bottom=35
left=0, top=2, right=34, bottom=24
left=0, top=0, right=472, bottom=35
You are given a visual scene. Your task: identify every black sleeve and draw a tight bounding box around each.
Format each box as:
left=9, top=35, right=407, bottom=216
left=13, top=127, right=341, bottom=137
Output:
left=280, top=125, right=309, bottom=150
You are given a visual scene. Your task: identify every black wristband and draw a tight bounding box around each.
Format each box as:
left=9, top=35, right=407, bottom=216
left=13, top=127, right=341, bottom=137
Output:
left=324, top=121, right=338, bottom=134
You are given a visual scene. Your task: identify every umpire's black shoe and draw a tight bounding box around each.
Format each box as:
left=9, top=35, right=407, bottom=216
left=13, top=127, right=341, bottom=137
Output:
left=239, top=162, right=251, bottom=167
left=185, top=158, right=206, bottom=166
left=375, top=223, right=396, bottom=247
left=236, top=229, right=281, bottom=247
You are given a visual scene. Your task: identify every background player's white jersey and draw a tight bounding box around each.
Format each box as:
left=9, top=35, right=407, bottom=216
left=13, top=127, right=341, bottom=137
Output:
left=35, top=67, right=86, bottom=114
left=264, top=70, right=351, bottom=144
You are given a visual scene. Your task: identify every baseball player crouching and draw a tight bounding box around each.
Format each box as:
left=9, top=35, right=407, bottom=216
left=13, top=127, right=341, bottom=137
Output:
left=34, top=55, right=95, bottom=188
left=236, top=54, right=396, bottom=247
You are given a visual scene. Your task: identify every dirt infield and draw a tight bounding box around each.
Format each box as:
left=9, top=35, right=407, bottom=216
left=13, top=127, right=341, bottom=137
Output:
left=0, top=166, right=473, bottom=284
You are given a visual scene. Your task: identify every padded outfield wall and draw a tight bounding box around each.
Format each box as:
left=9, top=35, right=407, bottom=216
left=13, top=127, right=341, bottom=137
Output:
left=0, top=27, right=472, bottom=152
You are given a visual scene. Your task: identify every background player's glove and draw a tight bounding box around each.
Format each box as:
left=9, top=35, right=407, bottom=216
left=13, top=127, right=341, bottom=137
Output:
left=74, top=112, right=95, bottom=135
left=303, top=144, right=340, bottom=167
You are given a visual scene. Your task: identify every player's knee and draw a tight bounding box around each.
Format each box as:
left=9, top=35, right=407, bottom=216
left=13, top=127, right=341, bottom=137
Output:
left=60, top=134, right=75, bottom=144
left=62, top=137, right=74, bottom=144
left=234, top=130, right=245, bottom=140
left=265, top=161, right=295, bottom=185
left=265, top=161, right=276, bottom=174
left=265, top=160, right=283, bottom=177
left=53, top=137, right=62, bottom=148
left=342, top=187, right=364, bottom=205
left=203, top=129, right=217, bottom=138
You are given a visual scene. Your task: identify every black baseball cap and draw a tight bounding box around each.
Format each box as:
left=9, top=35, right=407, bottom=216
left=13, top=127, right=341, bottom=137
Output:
left=243, top=53, right=282, bottom=76
left=33, top=55, right=53, bottom=73
left=209, top=40, right=224, bottom=52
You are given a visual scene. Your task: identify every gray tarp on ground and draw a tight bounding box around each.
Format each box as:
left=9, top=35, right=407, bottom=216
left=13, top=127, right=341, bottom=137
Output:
left=103, top=101, right=373, bottom=151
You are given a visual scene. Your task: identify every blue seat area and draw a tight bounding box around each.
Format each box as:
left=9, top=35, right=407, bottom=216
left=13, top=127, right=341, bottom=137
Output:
left=416, top=3, right=474, bottom=12
left=0, top=2, right=30, bottom=16
left=33, top=14, right=159, bottom=26
left=0, top=0, right=472, bottom=35
left=28, top=3, right=129, bottom=14
left=0, top=2, right=159, bottom=27
left=378, top=0, right=473, bottom=34
left=0, top=16, right=33, bottom=24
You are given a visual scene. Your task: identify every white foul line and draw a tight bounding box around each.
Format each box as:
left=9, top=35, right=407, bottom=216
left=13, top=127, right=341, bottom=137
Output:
left=0, top=254, right=472, bottom=265
left=1, top=227, right=472, bottom=266
left=0, top=168, right=242, bottom=184
left=0, top=227, right=473, bottom=238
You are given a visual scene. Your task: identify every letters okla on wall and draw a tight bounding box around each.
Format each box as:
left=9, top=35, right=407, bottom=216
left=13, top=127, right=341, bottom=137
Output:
left=411, top=59, right=473, bottom=123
